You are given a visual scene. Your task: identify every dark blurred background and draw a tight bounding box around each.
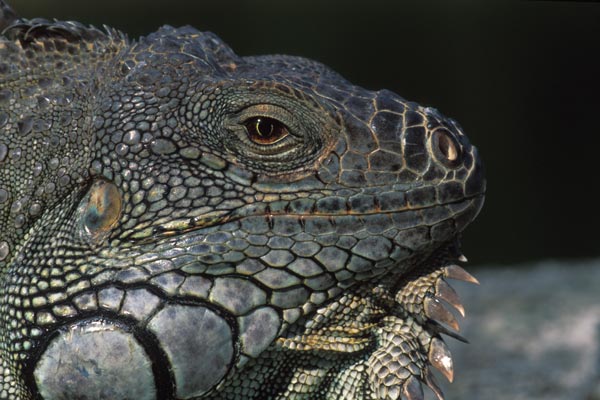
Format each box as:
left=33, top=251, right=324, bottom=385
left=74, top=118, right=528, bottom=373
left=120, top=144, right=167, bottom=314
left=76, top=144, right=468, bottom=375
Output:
left=11, top=0, right=600, bottom=265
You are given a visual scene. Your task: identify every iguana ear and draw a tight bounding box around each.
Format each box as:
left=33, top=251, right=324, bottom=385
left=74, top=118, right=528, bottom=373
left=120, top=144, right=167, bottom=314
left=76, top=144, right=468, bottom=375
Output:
left=0, top=0, right=18, bottom=33
left=75, top=180, right=123, bottom=246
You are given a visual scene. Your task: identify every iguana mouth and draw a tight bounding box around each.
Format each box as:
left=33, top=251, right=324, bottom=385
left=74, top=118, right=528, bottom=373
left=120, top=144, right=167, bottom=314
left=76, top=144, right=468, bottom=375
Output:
left=127, top=192, right=484, bottom=243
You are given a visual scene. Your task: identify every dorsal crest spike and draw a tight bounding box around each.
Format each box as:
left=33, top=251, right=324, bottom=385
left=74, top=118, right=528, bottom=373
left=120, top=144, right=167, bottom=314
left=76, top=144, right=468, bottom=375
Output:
left=0, top=0, right=18, bottom=32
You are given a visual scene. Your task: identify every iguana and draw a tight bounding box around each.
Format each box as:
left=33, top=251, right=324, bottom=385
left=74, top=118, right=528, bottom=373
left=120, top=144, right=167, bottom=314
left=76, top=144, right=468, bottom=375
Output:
left=0, top=1, right=485, bottom=399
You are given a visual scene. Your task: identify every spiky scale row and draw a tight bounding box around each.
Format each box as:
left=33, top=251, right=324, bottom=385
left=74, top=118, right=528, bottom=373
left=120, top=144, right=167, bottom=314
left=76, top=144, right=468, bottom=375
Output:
left=435, top=279, right=465, bottom=317
left=444, top=264, right=480, bottom=285
left=403, top=376, right=424, bottom=400
left=374, top=254, right=480, bottom=400
left=428, top=338, right=454, bottom=383
left=423, top=369, right=444, bottom=400
left=357, top=256, right=478, bottom=400
left=0, top=0, right=16, bottom=31
left=424, top=297, right=460, bottom=332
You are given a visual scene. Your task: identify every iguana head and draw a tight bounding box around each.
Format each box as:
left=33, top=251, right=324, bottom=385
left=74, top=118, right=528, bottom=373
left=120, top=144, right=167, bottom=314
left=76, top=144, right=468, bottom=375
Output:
left=0, top=3, right=484, bottom=399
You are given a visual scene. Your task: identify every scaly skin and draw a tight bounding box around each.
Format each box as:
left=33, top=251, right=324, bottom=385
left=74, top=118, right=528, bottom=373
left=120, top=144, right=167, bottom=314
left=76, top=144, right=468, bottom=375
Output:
left=0, top=2, right=485, bottom=399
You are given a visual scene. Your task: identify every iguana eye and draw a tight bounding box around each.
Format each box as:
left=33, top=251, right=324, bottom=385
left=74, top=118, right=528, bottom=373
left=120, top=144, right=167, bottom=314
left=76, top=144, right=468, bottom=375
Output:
left=244, top=117, right=289, bottom=145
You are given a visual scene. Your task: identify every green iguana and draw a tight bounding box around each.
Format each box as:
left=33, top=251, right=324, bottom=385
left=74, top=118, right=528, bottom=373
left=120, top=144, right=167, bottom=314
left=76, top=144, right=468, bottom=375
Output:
left=0, top=2, right=485, bottom=399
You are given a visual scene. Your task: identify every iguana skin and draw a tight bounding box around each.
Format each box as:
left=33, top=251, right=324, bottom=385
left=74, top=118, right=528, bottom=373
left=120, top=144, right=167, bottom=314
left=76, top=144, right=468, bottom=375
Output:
left=0, top=2, right=485, bottom=399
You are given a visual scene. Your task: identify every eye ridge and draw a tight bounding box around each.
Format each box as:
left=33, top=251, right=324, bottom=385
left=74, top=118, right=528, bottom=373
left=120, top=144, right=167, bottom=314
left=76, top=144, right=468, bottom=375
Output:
left=244, top=116, right=289, bottom=145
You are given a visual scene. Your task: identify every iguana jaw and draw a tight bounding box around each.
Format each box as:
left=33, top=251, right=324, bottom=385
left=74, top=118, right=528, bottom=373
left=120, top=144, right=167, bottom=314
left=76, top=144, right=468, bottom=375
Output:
left=124, top=191, right=484, bottom=244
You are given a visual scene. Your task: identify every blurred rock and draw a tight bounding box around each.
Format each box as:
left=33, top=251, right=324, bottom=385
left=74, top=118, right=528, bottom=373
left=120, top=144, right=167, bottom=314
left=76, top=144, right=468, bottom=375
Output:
left=435, top=259, right=600, bottom=400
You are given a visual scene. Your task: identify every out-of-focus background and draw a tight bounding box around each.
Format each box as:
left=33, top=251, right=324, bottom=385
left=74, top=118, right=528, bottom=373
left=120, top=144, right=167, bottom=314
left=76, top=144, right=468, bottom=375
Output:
left=9, top=1, right=600, bottom=399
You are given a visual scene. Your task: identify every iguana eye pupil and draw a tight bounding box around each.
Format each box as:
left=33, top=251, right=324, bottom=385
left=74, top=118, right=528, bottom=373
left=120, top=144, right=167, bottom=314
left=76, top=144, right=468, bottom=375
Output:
left=255, top=118, right=273, bottom=136
left=244, top=117, right=288, bottom=145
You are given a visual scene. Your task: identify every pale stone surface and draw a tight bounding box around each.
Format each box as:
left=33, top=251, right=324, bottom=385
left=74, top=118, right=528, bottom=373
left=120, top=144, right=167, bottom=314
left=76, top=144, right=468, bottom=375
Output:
left=436, top=259, right=600, bottom=400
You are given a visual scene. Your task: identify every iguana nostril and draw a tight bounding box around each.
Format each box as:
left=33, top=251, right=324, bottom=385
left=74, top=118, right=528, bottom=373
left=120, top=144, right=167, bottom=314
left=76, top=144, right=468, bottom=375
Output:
left=432, top=129, right=462, bottom=168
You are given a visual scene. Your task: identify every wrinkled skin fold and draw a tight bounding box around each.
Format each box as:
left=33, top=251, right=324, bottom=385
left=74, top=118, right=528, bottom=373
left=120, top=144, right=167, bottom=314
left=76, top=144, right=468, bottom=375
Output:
left=0, top=1, right=485, bottom=399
